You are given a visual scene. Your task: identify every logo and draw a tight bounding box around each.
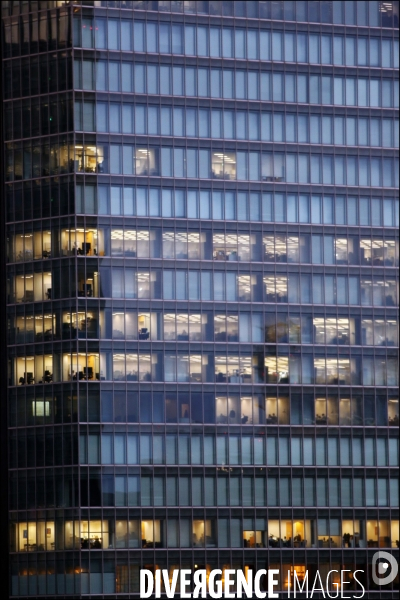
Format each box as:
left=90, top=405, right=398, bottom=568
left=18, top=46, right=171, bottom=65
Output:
left=371, top=551, right=398, bottom=586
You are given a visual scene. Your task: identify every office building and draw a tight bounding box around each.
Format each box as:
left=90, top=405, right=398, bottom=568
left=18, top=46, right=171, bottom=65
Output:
left=1, top=0, right=399, bottom=597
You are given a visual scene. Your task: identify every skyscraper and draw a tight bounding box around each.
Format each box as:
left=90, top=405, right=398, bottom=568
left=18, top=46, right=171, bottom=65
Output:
left=1, top=0, right=399, bottom=597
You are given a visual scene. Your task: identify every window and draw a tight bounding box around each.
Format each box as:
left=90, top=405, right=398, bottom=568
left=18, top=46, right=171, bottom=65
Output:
left=212, top=151, right=236, bottom=179
left=266, top=397, right=290, bottom=424
left=215, top=356, right=253, bottom=385
left=388, top=399, right=399, bottom=426
left=213, top=233, right=251, bottom=261
left=315, top=398, right=339, bottom=425
left=14, top=521, right=55, bottom=552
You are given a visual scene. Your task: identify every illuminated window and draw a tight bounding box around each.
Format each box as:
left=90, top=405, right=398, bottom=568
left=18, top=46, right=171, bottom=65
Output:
left=32, top=401, right=50, bottom=417
left=15, top=521, right=55, bottom=552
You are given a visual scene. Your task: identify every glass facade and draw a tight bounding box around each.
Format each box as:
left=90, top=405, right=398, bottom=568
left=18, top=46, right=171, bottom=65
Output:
left=1, top=0, right=399, bottom=597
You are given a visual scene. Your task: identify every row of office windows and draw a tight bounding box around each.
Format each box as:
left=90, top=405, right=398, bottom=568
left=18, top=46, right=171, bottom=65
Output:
left=3, top=1, right=398, bottom=28
left=75, top=60, right=400, bottom=108
left=8, top=309, right=399, bottom=348
left=25, top=93, right=400, bottom=148
left=76, top=101, right=400, bottom=149
left=2, top=52, right=72, bottom=100
left=10, top=465, right=399, bottom=510
left=79, top=433, right=399, bottom=467
left=8, top=562, right=398, bottom=598
left=3, top=94, right=73, bottom=141
left=8, top=270, right=399, bottom=307
left=9, top=516, right=400, bottom=553
left=95, top=0, right=399, bottom=28
left=8, top=141, right=399, bottom=187
left=101, top=146, right=400, bottom=188
left=10, top=352, right=399, bottom=387
left=4, top=176, right=74, bottom=222
left=10, top=471, right=398, bottom=508
left=76, top=186, right=400, bottom=228
left=11, top=429, right=399, bottom=470
left=88, top=474, right=400, bottom=509
left=74, top=16, right=400, bottom=69
left=9, top=391, right=399, bottom=428
left=25, top=95, right=400, bottom=147
left=113, top=271, right=398, bottom=308
left=7, top=227, right=399, bottom=267
left=2, top=7, right=72, bottom=57
left=4, top=180, right=399, bottom=227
